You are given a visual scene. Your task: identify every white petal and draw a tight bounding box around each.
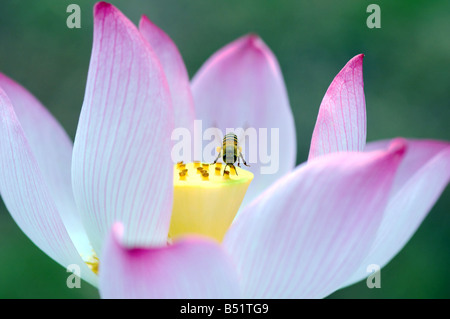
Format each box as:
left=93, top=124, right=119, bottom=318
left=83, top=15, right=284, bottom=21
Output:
left=100, top=223, right=241, bottom=299
left=139, top=15, right=195, bottom=132
left=0, top=73, right=93, bottom=258
left=0, top=88, right=97, bottom=286
left=309, top=55, right=366, bottom=160
left=224, top=140, right=406, bottom=298
left=72, top=3, right=174, bottom=254
left=191, top=35, right=296, bottom=208
left=343, top=139, right=450, bottom=286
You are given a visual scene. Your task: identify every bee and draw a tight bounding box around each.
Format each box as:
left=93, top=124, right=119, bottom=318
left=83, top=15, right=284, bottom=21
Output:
left=212, top=132, right=250, bottom=175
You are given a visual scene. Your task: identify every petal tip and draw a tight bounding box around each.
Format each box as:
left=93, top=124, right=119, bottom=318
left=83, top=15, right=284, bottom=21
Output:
left=94, top=1, right=113, bottom=14
left=388, top=137, right=408, bottom=158
left=138, top=14, right=167, bottom=41
left=94, top=2, right=123, bottom=21
left=347, top=53, right=364, bottom=70
left=139, top=14, right=153, bottom=28
left=245, top=33, right=261, bottom=43
left=241, top=33, right=268, bottom=53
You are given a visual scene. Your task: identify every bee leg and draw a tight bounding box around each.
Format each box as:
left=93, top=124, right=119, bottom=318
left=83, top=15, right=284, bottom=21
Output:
left=223, top=164, right=228, bottom=176
left=237, top=156, right=241, bottom=168
left=240, top=153, right=250, bottom=167
left=211, top=149, right=222, bottom=164
left=232, top=165, right=238, bottom=176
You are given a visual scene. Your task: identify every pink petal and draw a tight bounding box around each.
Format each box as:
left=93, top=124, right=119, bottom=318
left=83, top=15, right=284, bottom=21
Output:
left=0, top=88, right=97, bottom=286
left=191, top=34, right=296, bottom=207
left=223, top=140, right=406, bottom=298
left=343, top=139, right=450, bottom=286
left=99, top=223, right=240, bottom=299
left=139, top=15, right=195, bottom=132
left=0, top=73, right=92, bottom=258
left=308, top=54, right=366, bottom=160
left=72, top=2, right=174, bottom=254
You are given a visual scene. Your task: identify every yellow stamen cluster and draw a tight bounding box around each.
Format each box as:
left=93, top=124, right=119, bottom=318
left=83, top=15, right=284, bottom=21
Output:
left=169, top=161, right=253, bottom=242
left=85, top=254, right=99, bottom=275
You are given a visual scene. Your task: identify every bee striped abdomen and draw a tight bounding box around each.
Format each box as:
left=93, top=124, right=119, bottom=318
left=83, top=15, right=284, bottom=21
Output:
left=223, top=133, right=238, bottom=164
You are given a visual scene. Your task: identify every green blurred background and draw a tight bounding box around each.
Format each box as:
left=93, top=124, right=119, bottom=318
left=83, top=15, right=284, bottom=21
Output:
left=0, top=0, right=449, bottom=298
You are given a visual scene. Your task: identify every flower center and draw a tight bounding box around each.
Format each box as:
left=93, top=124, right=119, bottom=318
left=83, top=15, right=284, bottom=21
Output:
left=83, top=162, right=252, bottom=274
left=169, top=162, right=253, bottom=242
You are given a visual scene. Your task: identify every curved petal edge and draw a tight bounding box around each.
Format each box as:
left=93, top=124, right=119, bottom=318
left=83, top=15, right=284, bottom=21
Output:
left=191, top=34, right=296, bottom=207
left=0, top=88, right=97, bottom=286
left=0, top=73, right=93, bottom=259
left=224, top=139, right=406, bottom=298
left=99, top=223, right=241, bottom=299
left=309, top=54, right=366, bottom=160
left=343, top=138, right=450, bottom=287
left=72, top=2, right=174, bottom=254
left=139, top=15, right=195, bottom=132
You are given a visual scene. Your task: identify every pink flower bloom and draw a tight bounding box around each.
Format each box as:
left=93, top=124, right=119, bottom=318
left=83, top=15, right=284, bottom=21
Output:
left=0, top=2, right=449, bottom=298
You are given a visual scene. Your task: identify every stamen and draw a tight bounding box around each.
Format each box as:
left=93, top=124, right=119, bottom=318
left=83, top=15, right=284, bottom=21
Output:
left=85, top=254, right=99, bottom=275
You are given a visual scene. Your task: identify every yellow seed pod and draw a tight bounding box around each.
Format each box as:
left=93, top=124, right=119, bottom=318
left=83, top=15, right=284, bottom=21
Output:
left=170, top=162, right=253, bottom=242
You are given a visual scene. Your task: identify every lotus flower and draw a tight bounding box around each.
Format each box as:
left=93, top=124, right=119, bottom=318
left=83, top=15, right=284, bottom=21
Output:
left=0, top=2, right=449, bottom=298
